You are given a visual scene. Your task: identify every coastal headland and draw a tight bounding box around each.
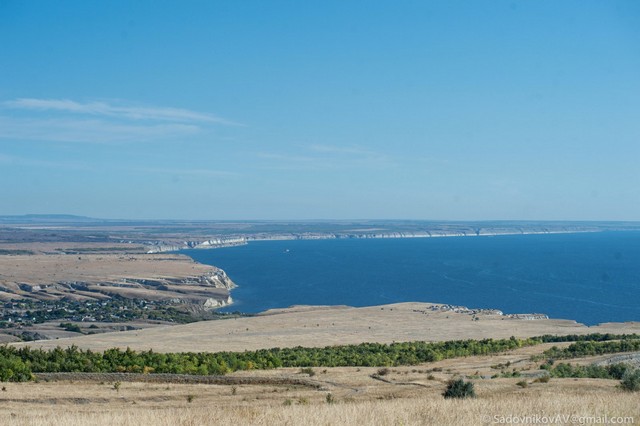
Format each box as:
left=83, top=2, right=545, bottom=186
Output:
left=1, top=216, right=640, bottom=342
left=0, top=252, right=236, bottom=343
left=0, top=253, right=235, bottom=306
left=1, top=217, right=640, bottom=425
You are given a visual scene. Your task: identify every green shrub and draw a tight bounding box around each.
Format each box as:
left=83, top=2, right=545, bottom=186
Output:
left=620, top=369, right=640, bottom=392
left=377, top=368, right=390, bottom=376
left=534, top=375, right=550, bottom=383
left=0, top=357, right=33, bottom=382
left=548, top=362, right=632, bottom=380
left=443, top=379, right=475, bottom=399
left=59, top=323, right=82, bottom=333
left=300, top=367, right=315, bottom=377
left=500, top=370, right=521, bottom=378
left=326, top=393, right=335, bottom=404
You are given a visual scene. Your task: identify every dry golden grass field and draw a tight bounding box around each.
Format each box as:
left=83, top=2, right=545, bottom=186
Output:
left=7, top=322, right=640, bottom=426
left=1, top=345, right=638, bottom=426
left=17, top=302, right=640, bottom=353
left=0, top=253, right=232, bottom=304
left=0, top=254, right=217, bottom=292
left=2, top=240, right=639, bottom=425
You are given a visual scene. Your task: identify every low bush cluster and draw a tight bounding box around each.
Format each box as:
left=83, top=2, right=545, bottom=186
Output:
left=443, top=379, right=475, bottom=399
left=620, top=369, right=640, bottom=392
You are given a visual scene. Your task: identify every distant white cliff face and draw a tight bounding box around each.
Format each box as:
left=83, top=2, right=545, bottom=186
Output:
left=201, top=268, right=237, bottom=290
left=145, top=226, right=602, bottom=253
left=146, top=237, right=247, bottom=253
left=197, top=237, right=246, bottom=248
left=168, top=268, right=236, bottom=310
left=204, top=295, right=233, bottom=309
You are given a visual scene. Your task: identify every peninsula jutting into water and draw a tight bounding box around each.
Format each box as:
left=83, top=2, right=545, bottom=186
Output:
left=2, top=216, right=640, bottom=425
left=1, top=217, right=639, bottom=339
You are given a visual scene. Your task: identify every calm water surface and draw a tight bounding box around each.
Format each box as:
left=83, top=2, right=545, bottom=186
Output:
left=183, top=232, right=640, bottom=325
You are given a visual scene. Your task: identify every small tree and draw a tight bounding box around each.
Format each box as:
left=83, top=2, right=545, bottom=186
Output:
left=0, top=357, right=33, bottom=382
left=443, top=378, right=476, bottom=399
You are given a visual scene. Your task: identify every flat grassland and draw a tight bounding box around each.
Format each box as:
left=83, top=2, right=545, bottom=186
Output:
left=1, top=345, right=638, bottom=425
left=9, top=304, right=640, bottom=425
left=17, top=302, right=640, bottom=353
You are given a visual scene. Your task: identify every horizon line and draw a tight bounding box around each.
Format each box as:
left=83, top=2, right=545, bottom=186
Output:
left=1, top=214, right=639, bottom=224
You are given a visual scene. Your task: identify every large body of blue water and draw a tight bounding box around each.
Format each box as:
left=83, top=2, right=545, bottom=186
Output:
left=182, top=232, right=640, bottom=325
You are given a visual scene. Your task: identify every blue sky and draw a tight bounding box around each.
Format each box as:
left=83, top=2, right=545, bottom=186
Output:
left=1, top=1, right=639, bottom=220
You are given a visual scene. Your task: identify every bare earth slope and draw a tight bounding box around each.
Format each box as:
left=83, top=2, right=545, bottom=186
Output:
left=18, top=302, right=640, bottom=352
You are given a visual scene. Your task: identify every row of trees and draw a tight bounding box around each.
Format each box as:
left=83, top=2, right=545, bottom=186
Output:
left=544, top=362, right=640, bottom=392
left=544, top=362, right=633, bottom=380
left=1, top=337, right=539, bottom=381
left=541, top=339, right=640, bottom=360
left=0, top=333, right=637, bottom=382
left=536, top=333, right=640, bottom=343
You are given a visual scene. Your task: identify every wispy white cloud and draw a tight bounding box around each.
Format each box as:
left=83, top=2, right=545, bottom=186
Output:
left=0, top=152, right=90, bottom=170
left=0, top=116, right=199, bottom=143
left=0, top=98, right=239, bottom=143
left=0, top=152, right=240, bottom=178
left=5, top=98, right=238, bottom=125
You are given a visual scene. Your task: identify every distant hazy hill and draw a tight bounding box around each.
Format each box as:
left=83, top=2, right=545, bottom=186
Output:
left=0, top=214, right=101, bottom=224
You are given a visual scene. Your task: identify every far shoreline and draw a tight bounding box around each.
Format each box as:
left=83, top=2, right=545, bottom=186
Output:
left=180, top=230, right=640, bottom=326
left=154, top=227, right=607, bottom=253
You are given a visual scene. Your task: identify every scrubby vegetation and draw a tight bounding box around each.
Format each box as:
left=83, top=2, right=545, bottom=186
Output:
left=0, top=355, right=33, bottom=382
left=443, top=378, right=475, bottom=399
left=620, top=369, right=640, bottom=392
left=59, top=323, right=82, bottom=333
left=543, top=361, right=640, bottom=391
left=543, top=362, right=633, bottom=380
left=0, top=333, right=637, bottom=382
left=533, top=374, right=550, bottom=383
left=0, top=336, right=547, bottom=381
left=300, top=367, right=316, bottom=377
left=535, top=333, right=640, bottom=343
left=539, top=339, right=640, bottom=360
